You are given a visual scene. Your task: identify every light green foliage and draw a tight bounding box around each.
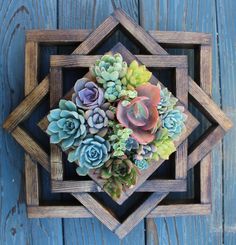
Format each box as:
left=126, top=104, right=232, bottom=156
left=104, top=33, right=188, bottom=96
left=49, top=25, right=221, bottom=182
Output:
left=152, top=128, right=176, bottom=160
left=108, top=122, right=133, bottom=157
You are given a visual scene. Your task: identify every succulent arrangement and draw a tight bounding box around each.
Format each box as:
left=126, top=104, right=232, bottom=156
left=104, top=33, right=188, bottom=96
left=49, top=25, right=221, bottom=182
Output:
left=46, top=52, right=187, bottom=200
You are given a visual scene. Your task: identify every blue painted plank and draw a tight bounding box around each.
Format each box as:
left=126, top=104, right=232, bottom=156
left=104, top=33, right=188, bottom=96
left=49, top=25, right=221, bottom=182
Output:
left=216, top=0, right=236, bottom=244
left=58, top=0, right=145, bottom=243
left=140, top=0, right=223, bottom=244
left=0, top=1, right=63, bottom=244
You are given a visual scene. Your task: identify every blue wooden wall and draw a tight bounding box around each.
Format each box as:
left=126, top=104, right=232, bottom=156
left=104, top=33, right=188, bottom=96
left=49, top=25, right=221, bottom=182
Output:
left=0, top=0, right=235, bottom=244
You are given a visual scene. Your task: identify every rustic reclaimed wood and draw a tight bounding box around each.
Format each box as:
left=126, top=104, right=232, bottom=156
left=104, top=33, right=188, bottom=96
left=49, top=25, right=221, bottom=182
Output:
left=50, top=67, right=63, bottom=181
left=45, top=43, right=196, bottom=204
left=3, top=8, right=233, bottom=241
left=26, top=29, right=212, bottom=46
left=24, top=41, right=40, bottom=206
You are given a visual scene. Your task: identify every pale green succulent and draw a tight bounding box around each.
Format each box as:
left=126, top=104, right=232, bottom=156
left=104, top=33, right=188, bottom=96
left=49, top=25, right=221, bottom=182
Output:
left=162, top=106, right=187, bottom=140
left=90, top=53, right=127, bottom=84
left=152, top=128, right=176, bottom=160
left=158, top=87, right=178, bottom=114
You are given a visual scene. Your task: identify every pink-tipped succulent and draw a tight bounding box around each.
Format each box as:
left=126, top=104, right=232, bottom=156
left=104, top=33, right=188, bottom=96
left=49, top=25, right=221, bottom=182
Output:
left=116, top=83, right=161, bottom=144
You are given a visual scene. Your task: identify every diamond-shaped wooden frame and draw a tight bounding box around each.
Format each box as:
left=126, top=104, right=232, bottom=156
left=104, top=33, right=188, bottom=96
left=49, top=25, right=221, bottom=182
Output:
left=38, top=43, right=197, bottom=205
left=3, top=9, right=233, bottom=239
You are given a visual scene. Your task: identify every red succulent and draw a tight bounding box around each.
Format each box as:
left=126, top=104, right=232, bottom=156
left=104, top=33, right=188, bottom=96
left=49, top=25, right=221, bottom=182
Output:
left=116, top=83, right=161, bottom=144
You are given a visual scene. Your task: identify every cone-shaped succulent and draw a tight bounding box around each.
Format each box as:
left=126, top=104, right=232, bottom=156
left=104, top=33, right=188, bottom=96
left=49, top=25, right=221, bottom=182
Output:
left=152, top=128, right=176, bottom=160
left=158, top=87, right=178, bottom=114
left=46, top=99, right=86, bottom=151
left=90, top=53, right=127, bottom=84
left=72, top=78, right=104, bottom=110
left=162, top=106, right=187, bottom=140
left=101, top=158, right=139, bottom=199
left=121, top=60, right=152, bottom=88
left=84, top=103, right=114, bottom=137
left=116, top=83, right=161, bottom=144
left=68, top=135, right=111, bottom=176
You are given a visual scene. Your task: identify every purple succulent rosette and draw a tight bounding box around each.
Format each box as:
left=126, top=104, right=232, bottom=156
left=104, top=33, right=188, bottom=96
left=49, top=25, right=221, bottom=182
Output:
left=72, top=78, right=104, bottom=110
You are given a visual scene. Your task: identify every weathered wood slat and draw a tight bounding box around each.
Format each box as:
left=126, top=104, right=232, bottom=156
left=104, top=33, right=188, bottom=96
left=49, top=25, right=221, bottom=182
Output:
left=27, top=203, right=211, bottom=219
left=199, top=45, right=212, bottom=204
left=72, top=193, right=120, bottom=231
left=51, top=179, right=187, bottom=193
left=11, top=126, right=50, bottom=172
left=113, top=9, right=166, bottom=55
left=50, top=67, right=63, bottom=181
left=189, top=77, right=233, bottom=131
left=3, top=77, right=49, bottom=132
left=115, top=193, right=167, bottom=239
left=50, top=54, right=188, bottom=68
left=73, top=15, right=119, bottom=54
left=26, top=29, right=211, bottom=45
left=24, top=41, right=39, bottom=206
left=175, top=68, right=188, bottom=180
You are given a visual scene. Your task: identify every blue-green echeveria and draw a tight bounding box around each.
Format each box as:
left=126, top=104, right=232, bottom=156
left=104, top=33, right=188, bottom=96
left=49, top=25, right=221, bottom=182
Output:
left=125, top=137, right=139, bottom=151
left=68, top=135, right=111, bottom=176
left=162, top=106, right=187, bottom=140
left=46, top=99, right=86, bottom=151
left=158, top=87, right=178, bottom=115
left=134, top=159, right=149, bottom=170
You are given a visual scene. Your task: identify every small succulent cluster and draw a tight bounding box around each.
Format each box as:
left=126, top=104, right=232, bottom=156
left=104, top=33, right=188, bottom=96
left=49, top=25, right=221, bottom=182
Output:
left=46, top=52, right=188, bottom=201
left=101, top=158, right=139, bottom=199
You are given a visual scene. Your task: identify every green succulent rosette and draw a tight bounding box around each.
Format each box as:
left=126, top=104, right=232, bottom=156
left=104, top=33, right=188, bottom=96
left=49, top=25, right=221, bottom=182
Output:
left=90, top=53, right=127, bottom=84
left=158, top=87, right=178, bottom=114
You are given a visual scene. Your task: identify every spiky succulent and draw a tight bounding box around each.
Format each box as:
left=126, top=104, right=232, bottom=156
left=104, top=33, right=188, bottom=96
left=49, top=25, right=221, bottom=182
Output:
left=158, top=87, right=178, bottom=114
left=90, top=53, right=127, bottom=84
left=46, top=99, right=86, bottom=151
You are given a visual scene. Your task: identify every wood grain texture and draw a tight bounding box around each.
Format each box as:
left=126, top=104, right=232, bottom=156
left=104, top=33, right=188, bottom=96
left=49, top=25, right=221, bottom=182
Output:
left=0, top=1, right=63, bottom=245
left=50, top=67, right=63, bottom=181
left=140, top=0, right=224, bottom=244
left=175, top=67, right=188, bottom=180
left=24, top=41, right=39, bottom=206
left=51, top=179, right=186, bottom=193
left=50, top=54, right=188, bottom=68
left=216, top=0, right=236, bottom=244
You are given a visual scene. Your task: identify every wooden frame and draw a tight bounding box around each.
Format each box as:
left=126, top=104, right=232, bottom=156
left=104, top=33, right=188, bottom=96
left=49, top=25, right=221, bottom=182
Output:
left=3, top=9, right=233, bottom=239
left=37, top=44, right=198, bottom=204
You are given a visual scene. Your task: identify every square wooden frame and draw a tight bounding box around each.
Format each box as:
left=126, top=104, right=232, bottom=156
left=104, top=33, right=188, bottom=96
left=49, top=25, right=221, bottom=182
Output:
left=39, top=43, right=198, bottom=203
left=3, top=9, right=233, bottom=239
